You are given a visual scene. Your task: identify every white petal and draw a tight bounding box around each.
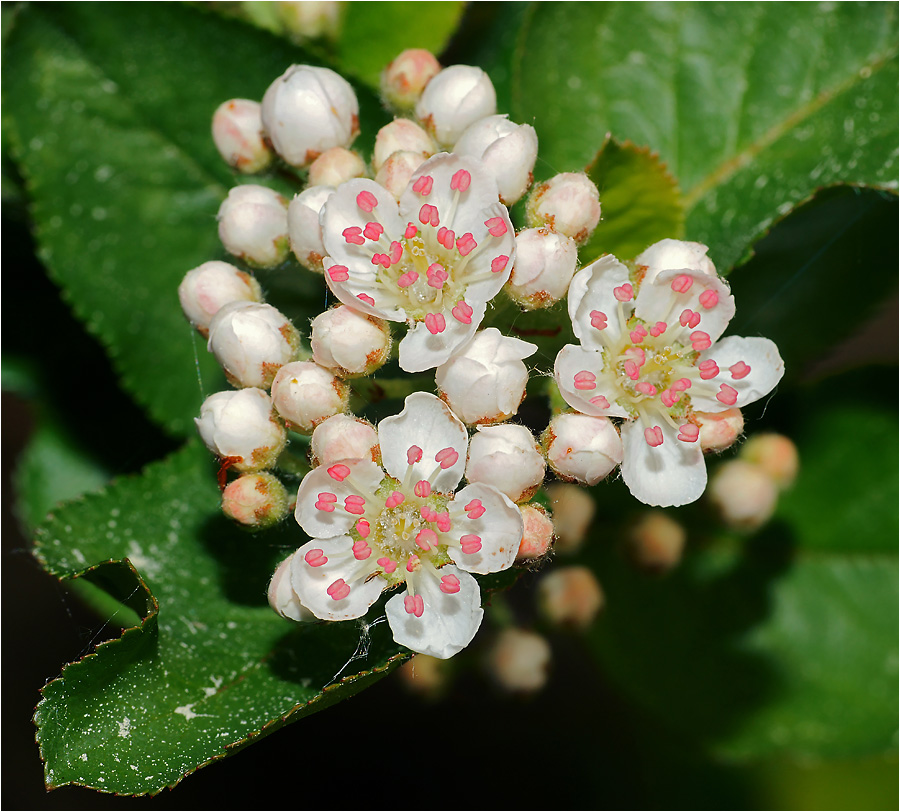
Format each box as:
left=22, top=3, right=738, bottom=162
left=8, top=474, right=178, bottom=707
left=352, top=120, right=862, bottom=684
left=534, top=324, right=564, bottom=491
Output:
left=398, top=300, right=484, bottom=372
left=568, top=255, right=631, bottom=349
left=378, top=392, right=468, bottom=491
left=290, top=538, right=384, bottom=621
left=620, top=418, right=707, bottom=507
left=554, top=344, right=630, bottom=418
left=692, top=336, right=785, bottom=411
left=447, top=483, right=521, bottom=574
left=385, top=566, right=483, bottom=658
left=295, top=459, right=385, bottom=539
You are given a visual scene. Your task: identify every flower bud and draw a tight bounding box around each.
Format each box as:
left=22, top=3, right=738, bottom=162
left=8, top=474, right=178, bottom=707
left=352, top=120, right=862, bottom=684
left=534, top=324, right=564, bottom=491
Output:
left=372, top=118, right=435, bottom=172
left=453, top=114, right=538, bottom=205
left=435, top=328, right=537, bottom=425
left=526, top=172, right=601, bottom=245
left=415, top=64, right=497, bottom=147
left=543, top=413, right=623, bottom=486
left=308, top=147, right=366, bottom=188
left=178, top=260, right=262, bottom=337
left=195, top=388, right=286, bottom=472
left=261, top=64, right=359, bottom=167
left=374, top=150, right=427, bottom=200
left=486, top=628, right=551, bottom=693
left=708, top=459, right=778, bottom=531
left=217, top=184, right=290, bottom=268
left=207, top=301, right=301, bottom=389
left=310, top=305, right=392, bottom=377
left=696, top=408, right=744, bottom=452
left=309, top=414, right=379, bottom=468
left=211, top=99, right=272, bottom=174
left=538, top=566, right=604, bottom=630
left=465, top=424, right=545, bottom=503
left=627, top=511, right=686, bottom=573
left=505, top=227, right=578, bottom=309
left=397, top=654, right=449, bottom=697
left=268, top=553, right=316, bottom=622
left=516, top=504, right=554, bottom=561
left=287, top=185, right=334, bottom=273
left=635, top=238, right=717, bottom=282
left=545, top=483, right=596, bottom=553
left=381, top=48, right=442, bottom=112
left=222, top=472, right=290, bottom=529
left=275, top=1, right=343, bottom=43
left=270, top=361, right=349, bottom=433
left=739, top=433, right=799, bottom=490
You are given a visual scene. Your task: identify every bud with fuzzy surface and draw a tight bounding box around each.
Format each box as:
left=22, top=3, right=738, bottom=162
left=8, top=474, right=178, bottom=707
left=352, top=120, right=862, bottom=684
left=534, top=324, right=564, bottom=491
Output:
left=486, top=628, right=551, bottom=693
left=310, top=305, right=392, bottom=378
left=212, top=99, right=272, bottom=174
left=538, top=566, right=604, bottom=630
left=545, top=483, right=596, bottom=553
left=308, top=147, right=366, bottom=188
left=415, top=64, right=497, bottom=147
left=543, top=413, right=623, bottom=486
left=288, top=185, right=334, bottom=273
left=696, top=408, right=744, bottom=452
left=178, top=261, right=262, bottom=337
left=526, top=172, right=601, bottom=245
left=465, top=424, right=546, bottom=503
left=372, top=118, right=435, bottom=172
left=217, top=184, right=290, bottom=268
left=381, top=48, right=442, bottom=112
left=516, top=504, right=554, bottom=561
left=222, top=472, right=290, bottom=529
left=627, top=511, right=686, bottom=573
left=505, top=227, right=578, bottom=309
left=740, top=433, right=798, bottom=490
left=708, top=459, right=778, bottom=531
left=270, top=360, right=349, bottom=433
left=309, top=414, right=379, bottom=468
left=374, top=150, right=427, bottom=199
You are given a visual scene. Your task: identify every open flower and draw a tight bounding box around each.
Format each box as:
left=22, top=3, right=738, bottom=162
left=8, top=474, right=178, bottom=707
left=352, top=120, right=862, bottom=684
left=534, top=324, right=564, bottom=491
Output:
left=288, top=392, right=523, bottom=658
left=554, top=245, right=784, bottom=507
left=320, top=153, right=516, bottom=372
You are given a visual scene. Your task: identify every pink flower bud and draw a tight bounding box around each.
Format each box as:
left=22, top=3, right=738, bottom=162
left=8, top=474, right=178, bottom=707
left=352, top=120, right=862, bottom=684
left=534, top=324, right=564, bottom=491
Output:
left=207, top=301, right=300, bottom=389
left=211, top=99, right=272, bottom=174
left=268, top=553, right=316, bottom=622
left=195, top=388, right=286, bottom=472
left=372, top=118, right=435, bottom=172
left=526, top=172, right=601, bottom=245
left=178, top=260, right=262, bottom=337
left=309, top=414, right=379, bottom=468
left=695, top=408, right=744, bottom=452
left=635, top=238, right=717, bottom=283
left=739, top=433, right=799, bottom=490
left=381, top=48, right=442, bottom=112
left=308, top=147, right=366, bottom=188
left=374, top=150, right=427, bottom=199
left=465, top=424, right=546, bottom=503
left=505, top=227, right=578, bottom=309
left=310, top=305, right=392, bottom=377
left=545, top=483, right=596, bottom=554
left=217, top=184, right=290, bottom=268
left=288, top=185, right=334, bottom=273
left=627, top=511, right=686, bottom=573
left=270, top=361, right=349, bottom=433
left=415, top=64, right=497, bottom=147
left=486, top=628, right=551, bottom=693
left=222, top=472, right=290, bottom=529
left=516, top=504, right=555, bottom=561
left=261, top=64, right=359, bottom=167
left=543, top=413, right=623, bottom=486
left=538, top=566, right=604, bottom=630
left=708, top=460, right=778, bottom=531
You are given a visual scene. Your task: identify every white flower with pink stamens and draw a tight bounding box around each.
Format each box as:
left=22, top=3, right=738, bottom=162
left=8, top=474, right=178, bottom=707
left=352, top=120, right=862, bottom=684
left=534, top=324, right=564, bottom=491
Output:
left=288, top=392, right=523, bottom=658
left=554, top=243, right=784, bottom=507
left=319, top=153, right=516, bottom=372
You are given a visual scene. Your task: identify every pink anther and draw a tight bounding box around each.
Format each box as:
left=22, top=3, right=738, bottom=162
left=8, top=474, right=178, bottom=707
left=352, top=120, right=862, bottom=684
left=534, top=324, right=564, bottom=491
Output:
left=317, top=491, right=337, bottom=504
left=456, top=232, right=477, bottom=256
left=406, top=554, right=420, bottom=573
left=404, top=593, right=425, bottom=617
left=624, top=346, right=646, bottom=365
left=357, top=293, right=376, bottom=306
left=404, top=222, right=418, bottom=239
left=451, top=169, right=471, bottom=192
left=672, top=378, right=692, bottom=391
left=315, top=498, right=335, bottom=512
left=491, top=255, right=509, bottom=274
left=644, top=426, right=664, bottom=447
left=613, top=283, right=634, bottom=302
left=419, top=203, right=439, bottom=226
left=436, top=512, right=451, bottom=532
left=590, top=395, right=610, bottom=409
left=327, top=578, right=351, bottom=601
left=485, top=216, right=508, bottom=237
left=328, top=265, right=349, bottom=282
left=574, top=370, right=597, bottom=391
left=426, top=263, right=448, bottom=288
left=680, top=309, right=701, bottom=329
left=698, top=359, right=719, bottom=380
left=425, top=312, right=446, bottom=334
left=649, top=321, right=668, bottom=337
left=465, top=499, right=485, bottom=519
left=356, top=191, right=378, bottom=212
left=412, top=175, right=434, bottom=196
left=671, top=274, right=693, bottom=293
left=699, top=289, right=719, bottom=309
left=729, top=361, right=751, bottom=380
left=414, top=480, right=432, bottom=498
left=630, top=325, right=648, bottom=344
left=377, top=556, right=397, bottom=574
left=356, top=519, right=371, bottom=538
left=327, top=464, right=350, bottom=482
left=440, top=574, right=461, bottom=594
left=660, top=389, right=680, bottom=408
left=460, top=534, right=482, bottom=554
left=421, top=505, right=438, bottom=522
left=352, top=539, right=372, bottom=560
left=590, top=310, right=608, bottom=330
left=407, top=445, right=423, bottom=465
left=690, top=330, right=712, bottom=351
left=677, top=423, right=700, bottom=443
left=305, top=548, right=328, bottom=567
left=437, top=227, right=456, bottom=250
left=342, top=227, right=365, bottom=245
left=398, top=271, right=419, bottom=288
left=635, top=381, right=657, bottom=396
left=344, top=494, right=366, bottom=515
left=435, top=447, right=459, bottom=469
left=363, top=222, right=384, bottom=241
left=624, top=360, right=640, bottom=380
left=415, top=527, right=438, bottom=551
left=370, top=253, right=390, bottom=269
left=452, top=300, right=474, bottom=324
left=716, top=383, right=738, bottom=406
left=389, top=241, right=404, bottom=265
left=385, top=491, right=405, bottom=509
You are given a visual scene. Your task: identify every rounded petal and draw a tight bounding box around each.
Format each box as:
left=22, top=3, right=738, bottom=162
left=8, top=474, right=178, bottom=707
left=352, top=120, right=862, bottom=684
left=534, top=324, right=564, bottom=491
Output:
left=447, top=483, right=522, bottom=574
left=398, top=303, right=482, bottom=372
left=567, top=255, right=631, bottom=348
left=692, top=336, right=785, bottom=411
left=385, top=566, right=483, bottom=658
left=295, top=459, right=385, bottom=539
left=554, top=344, right=630, bottom=418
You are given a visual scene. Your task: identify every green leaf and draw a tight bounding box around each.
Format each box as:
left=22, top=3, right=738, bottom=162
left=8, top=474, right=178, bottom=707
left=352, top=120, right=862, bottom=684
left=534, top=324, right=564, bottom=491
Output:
left=582, top=135, right=684, bottom=262
left=34, top=441, right=409, bottom=795
left=512, top=2, right=898, bottom=269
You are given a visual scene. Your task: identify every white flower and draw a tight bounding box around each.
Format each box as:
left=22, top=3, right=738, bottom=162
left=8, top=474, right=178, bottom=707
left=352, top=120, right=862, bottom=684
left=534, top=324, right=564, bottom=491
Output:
left=270, top=361, right=349, bottom=433
left=543, top=413, right=623, bottom=486
left=320, top=153, right=516, bottom=372
left=217, top=184, right=290, bottom=268
left=287, top=392, right=524, bottom=658
left=310, top=305, right=392, bottom=377
left=554, top=243, right=785, bottom=507
left=415, top=65, right=497, bottom=147
left=505, top=227, right=578, bottom=309
left=465, top=424, right=546, bottom=503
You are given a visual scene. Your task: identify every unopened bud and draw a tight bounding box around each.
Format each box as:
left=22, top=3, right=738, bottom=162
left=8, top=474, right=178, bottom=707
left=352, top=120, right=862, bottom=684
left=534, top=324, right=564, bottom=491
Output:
left=543, top=413, right=623, bottom=486
left=466, top=424, right=546, bottom=503
left=526, top=172, right=601, bottom=245
left=222, top=472, right=290, bottom=529
left=381, top=48, right=442, bottom=112
left=453, top=114, right=538, bottom=205
left=288, top=185, right=334, bottom=273
left=545, top=483, right=596, bottom=553
left=505, top=227, right=578, bottom=309
left=397, top=654, right=449, bottom=698
left=538, top=566, right=604, bottom=630
left=261, top=64, right=359, bottom=167
left=178, top=260, right=262, bottom=337
left=310, top=305, right=392, bottom=377
left=275, top=1, right=343, bottom=43
left=696, top=408, right=744, bottom=452
left=740, top=433, right=799, bottom=490
left=635, top=238, right=717, bottom=282
left=374, top=150, right=427, bottom=199
left=268, top=553, right=316, bottom=622
left=195, top=388, right=286, bottom=472
left=308, top=147, right=366, bottom=188
left=627, top=511, right=686, bottom=573
left=217, top=184, right=290, bottom=268
left=309, top=414, right=379, bottom=468
left=271, top=361, right=349, bottom=433
left=435, top=328, right=537, bottom=425
left=516, top=504, right=554, bottom=561
left=372, top=118, right=435, bottom=172
left=486, top=628, right=551, bottom=693
left=207, top=301, right=300, bottom=389
left=212, top=99, right=272, bottom=174
left=708, top=459, right=778, bottom=531
left=415, top=64, right=497, bottom=147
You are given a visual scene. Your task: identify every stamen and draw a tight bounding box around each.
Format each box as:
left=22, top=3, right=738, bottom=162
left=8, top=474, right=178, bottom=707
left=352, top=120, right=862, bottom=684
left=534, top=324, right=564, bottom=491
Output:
left=356, top=191, right=378, bottom=212
left=440, top=574, right=461, bottom=594
left=424, top=312, right=446, bottom=334
left=671, top=274, right=693, bottom=293
left=491, top=255, right=509, bottom=274
left=679, top=309, right=701, bottom=328
left=314, top=499, right=335, bottom=512
left=699, top=289, right=719, bottom=309
left=456, top=233, right=477, bottom=256
left=698, top=359, right=719, bottom=380
left=716, top=384, right=738, bottom=406
left=460, top=534, right=482, bottom=554
left=328, top=265, right=349, bottom=282
left=450, top=169, right=471, bottom=192
left=412, top=175, right=433, bottom=196
left=451, top=300, right=474, bottom=324
left=660, top=389, right=679, bottom=408
left=437, top=227, right=455, bottom=250
left=485, top=217, right=508, bottom=236
left=649, top=321, right=667, bottom=337
left=435, top=447, right=459, bottom=469
left=327, top=464, right=350, bottom=482
left=590, top=394, right=610, bottom=409
left=635, top=381, right=657, bottom=396
left=677, top=424, right=700, bottom=442
left=344, top=494, right=366, bottom=515
left=377, top=556, right=397, bottom=574
left=371, top=253, right=391, bottom=269
left=672, top=378, right=692, bottom=391
left=464, top=499, right=485, bottom=519
left=389, top=241, right=404, bottom=264
left=358, top=293, right=376, bottom=306
left=342, top=227, right=364, bottom=245
left=436, top=512, right=451, bottom=532
left=327, top=578, right=351, bottom=600
left=398, top=271, right=419, bottom=288
left=414, top=480, right=432, bottom=498
left=574, top=370, right=597, bottom=390
left=305, top=549, right=328, bottom=567
left=427, top=263, right=448, bottom=288
left=352, top=539, right=372, bottom=560
left=625, top=346, right=646, bottom=366
left=730, top=361, right=751, bottom=379
left=404, top=222, right=418, bottom=239
left=363, top=222, right=384, bottom=241
left=644, top=426, right=664, bottom=447
left=407, top=445, right=423, bottom=464
left=356, top=519, right=371, bottom=538
left=421, top=505, right=438, bottom=522
left=385, top=491, right=405, bottom=508
left=624, top=360, right=640, bottom=380
left=415, top=528, right=438, bottom=550
left=406, top=554, right=421, bottom=573
left=404, top=593, right=425, bottom=617
left=630, top=325, right=648, bottom=344
left=613, top=283, right=634, bottom=302
left=419, top=203, right=440, bottom=226
left=690, top=330, right=712, bottom=351
left=590, top=310, right=608, bottom=330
